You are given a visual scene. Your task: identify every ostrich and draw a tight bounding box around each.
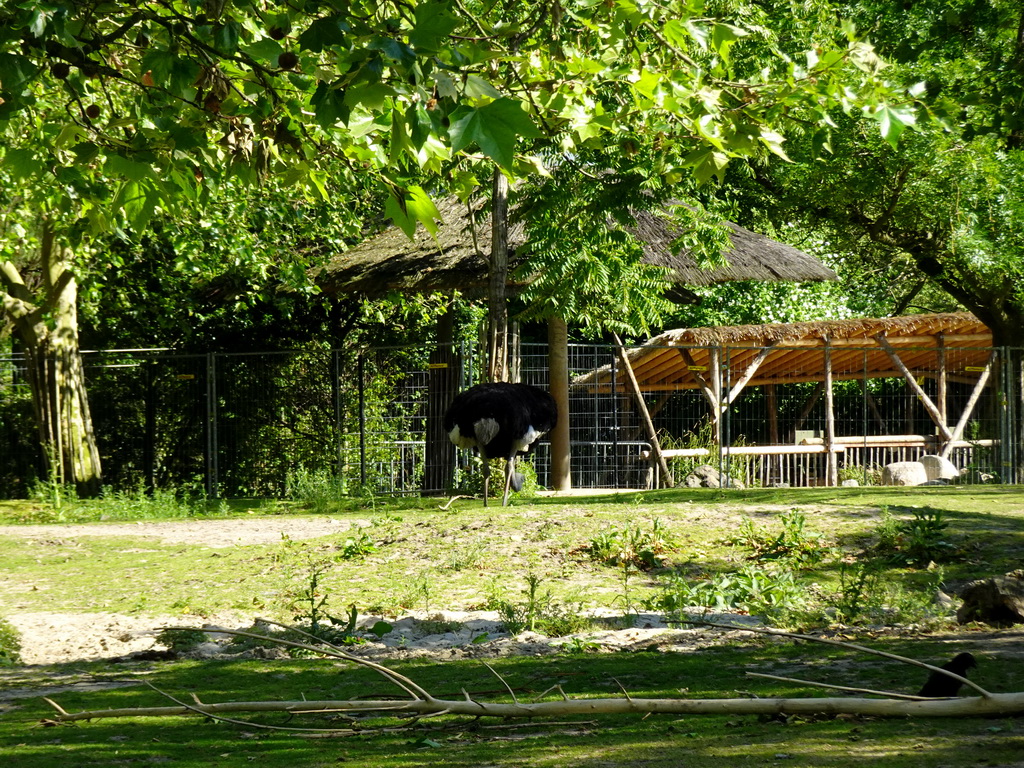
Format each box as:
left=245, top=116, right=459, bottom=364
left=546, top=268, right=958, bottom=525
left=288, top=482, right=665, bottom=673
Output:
left=443, top=382, right=558, bottom=506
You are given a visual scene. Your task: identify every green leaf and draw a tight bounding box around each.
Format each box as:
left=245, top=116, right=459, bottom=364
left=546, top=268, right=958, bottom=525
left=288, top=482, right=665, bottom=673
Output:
left=298, top=15, right=350, bottom=52
left=385, top=190, right=416, bottom=238
left=244, top=37, right=285, bottom=64
left=311, top=80, right=349, bottom=127
left=683, top=147, right=730, bottom=184
left=0, top=52, right=36, bottom=91
left=214, top=21, right=241, bottom=54
left=384, top=186, right=441, bottom=239
left=873, top=104, right=916, bottom=150
left=448, top=98, right=541, bottom=171
left=344, top=82, right=394, bottom=111
left=409, top=3, right=459, bottom=53
left=368, top=620, right=393, bottom=638
left=405, top=185, right=441, bottom=237
left=3, top=148, right=39, bottom=179
left=368, top=36, right=415, bottom=68
left=711, top=23, right=746, bottom=63
left=105, top=154, right=154, bottom=182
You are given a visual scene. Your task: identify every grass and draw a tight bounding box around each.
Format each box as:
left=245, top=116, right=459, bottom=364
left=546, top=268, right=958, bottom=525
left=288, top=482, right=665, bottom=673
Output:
left=2, top=485, right=1024, bottom=766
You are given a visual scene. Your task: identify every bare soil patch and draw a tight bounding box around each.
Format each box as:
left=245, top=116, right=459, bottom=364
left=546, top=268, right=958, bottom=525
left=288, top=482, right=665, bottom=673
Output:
left=4, top=515, right=369, bottom=548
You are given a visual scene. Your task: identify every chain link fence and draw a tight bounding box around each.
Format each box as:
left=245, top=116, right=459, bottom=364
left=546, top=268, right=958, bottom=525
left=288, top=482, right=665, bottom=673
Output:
left=1, top=342, right=1020, bottom=498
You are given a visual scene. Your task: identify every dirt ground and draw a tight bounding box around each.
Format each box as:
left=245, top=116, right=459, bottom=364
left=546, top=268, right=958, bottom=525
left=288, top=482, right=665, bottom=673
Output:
left=5, top=514, right=1024, bottom=673
left=4, top=516, right=365, bottom=666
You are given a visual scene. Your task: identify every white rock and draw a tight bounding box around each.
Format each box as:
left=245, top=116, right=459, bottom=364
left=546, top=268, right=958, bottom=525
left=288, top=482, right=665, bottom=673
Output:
left=881, top=461, right=929, bottom=486
left=919, top=454, right=960, bottom=482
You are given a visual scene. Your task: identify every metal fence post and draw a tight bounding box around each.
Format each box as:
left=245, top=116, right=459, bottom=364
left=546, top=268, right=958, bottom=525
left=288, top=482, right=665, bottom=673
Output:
left=206, top=352, right=219, bottom=499
left=332, top=349, right=342, bottom=480
left=358, top=351, right=367, bottom=486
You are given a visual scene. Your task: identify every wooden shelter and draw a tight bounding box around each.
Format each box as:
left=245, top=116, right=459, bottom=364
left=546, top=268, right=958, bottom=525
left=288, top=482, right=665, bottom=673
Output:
left=316, top=195, right=840, bottom=493
left=575, top=313, right=996, bottom=486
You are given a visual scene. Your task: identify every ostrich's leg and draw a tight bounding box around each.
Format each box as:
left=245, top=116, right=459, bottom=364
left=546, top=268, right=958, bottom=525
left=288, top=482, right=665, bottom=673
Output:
left=481, top=451, right=490, bottom=507
left=502, top=456, right=516, bottom=507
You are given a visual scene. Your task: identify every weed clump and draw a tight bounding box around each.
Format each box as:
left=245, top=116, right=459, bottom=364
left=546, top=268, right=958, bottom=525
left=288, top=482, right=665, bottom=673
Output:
left=728, top=510, right=834, bottom=568
left=585, top=519, right=673, bottom=570
left=486, top=574, right=594, bottom=637
left=648, top=566, right=809, bottom=625
left=865, top=506, right=960, bottom=567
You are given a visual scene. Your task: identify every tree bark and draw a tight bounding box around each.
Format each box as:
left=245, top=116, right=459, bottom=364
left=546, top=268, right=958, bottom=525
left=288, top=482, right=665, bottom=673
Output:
left=0, top=222, right=102, bottom=496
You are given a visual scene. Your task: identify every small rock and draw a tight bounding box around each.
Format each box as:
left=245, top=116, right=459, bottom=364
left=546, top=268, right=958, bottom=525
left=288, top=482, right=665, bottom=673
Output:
left=919, top=455, right=960, bottom=482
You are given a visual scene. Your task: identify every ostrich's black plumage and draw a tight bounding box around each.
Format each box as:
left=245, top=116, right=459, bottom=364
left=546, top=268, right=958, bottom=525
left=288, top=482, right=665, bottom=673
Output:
left=443, top=383, right=558, bottom=506
left=917, top=652, right=978, bottom=697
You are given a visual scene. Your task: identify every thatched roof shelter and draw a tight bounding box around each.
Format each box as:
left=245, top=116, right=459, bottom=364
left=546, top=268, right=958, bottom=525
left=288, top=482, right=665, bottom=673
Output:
left=315, top=196, right=837, bottom=297
left=575, top=312, right=992, bottom=393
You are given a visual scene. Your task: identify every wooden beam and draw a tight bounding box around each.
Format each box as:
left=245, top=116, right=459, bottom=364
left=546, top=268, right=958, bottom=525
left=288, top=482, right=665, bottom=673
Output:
left=710, top=346, right=722, bottom=445
left=614, top=332, right=674, bottom=488
left=725, top=343, right=777, bottom=406
left=937, top=333, right=947, bottom=426
left=754, top=333, right=991, bottom=349
left=876, top=334, right=954, bottom=442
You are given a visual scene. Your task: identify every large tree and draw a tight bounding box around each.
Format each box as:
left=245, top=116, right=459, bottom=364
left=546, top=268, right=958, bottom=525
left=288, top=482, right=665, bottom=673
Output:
left=720, top=0, right=1024, bottom=343
left=0, top=0, right=913, bottom=493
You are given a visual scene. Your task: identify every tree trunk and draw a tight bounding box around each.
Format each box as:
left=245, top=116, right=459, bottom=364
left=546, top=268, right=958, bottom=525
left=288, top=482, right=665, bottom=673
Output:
left=0, top=223, right=102, bottom=496
left=487, top=168, right=510, bottom=383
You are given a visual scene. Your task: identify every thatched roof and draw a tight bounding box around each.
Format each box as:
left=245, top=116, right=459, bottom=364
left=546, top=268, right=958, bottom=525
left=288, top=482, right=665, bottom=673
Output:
left=575, top=313, right=993, bottom=392
left=315, top=196, right=836, bottom=297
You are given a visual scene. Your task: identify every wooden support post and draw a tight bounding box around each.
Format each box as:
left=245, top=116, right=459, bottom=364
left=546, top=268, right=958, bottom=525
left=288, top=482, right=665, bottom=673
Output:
left=678, top=347, right=719, bottom=414
left=940, top=353, right=995, bottom=459
left=876, top=334, right=955, bottom=442
left=710, top=346, right=723, bottom=446
left=614, top=333, right=674, bottom=488
left=824, top=340, right=837, bottom=486
left=937, top=333, right=948, bottom=427
left=547, top=316, right=571, bottom=491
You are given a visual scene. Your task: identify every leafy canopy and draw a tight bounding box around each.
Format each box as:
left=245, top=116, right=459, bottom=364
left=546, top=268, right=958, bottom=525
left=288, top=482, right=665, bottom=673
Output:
left=0, top=0, right=916, bottom=244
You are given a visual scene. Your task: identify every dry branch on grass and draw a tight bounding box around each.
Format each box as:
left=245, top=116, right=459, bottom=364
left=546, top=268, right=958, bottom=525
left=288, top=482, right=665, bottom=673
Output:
left=44, top=620, right=1024, bottom=732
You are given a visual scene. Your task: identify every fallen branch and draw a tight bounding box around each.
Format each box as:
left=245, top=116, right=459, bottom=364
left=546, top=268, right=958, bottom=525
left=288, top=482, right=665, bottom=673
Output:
left=45, top=623, right=1024, bottom=726
left=46, top=690, right=1024, bottom=722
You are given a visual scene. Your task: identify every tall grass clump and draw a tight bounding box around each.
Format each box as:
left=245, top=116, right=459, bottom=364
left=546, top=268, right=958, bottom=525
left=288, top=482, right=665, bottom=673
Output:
left=285, top=467, right=346, bottom=514
left=0, top=618, right=22, bottom=666
left=25, top=481, right=211, bottom=524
